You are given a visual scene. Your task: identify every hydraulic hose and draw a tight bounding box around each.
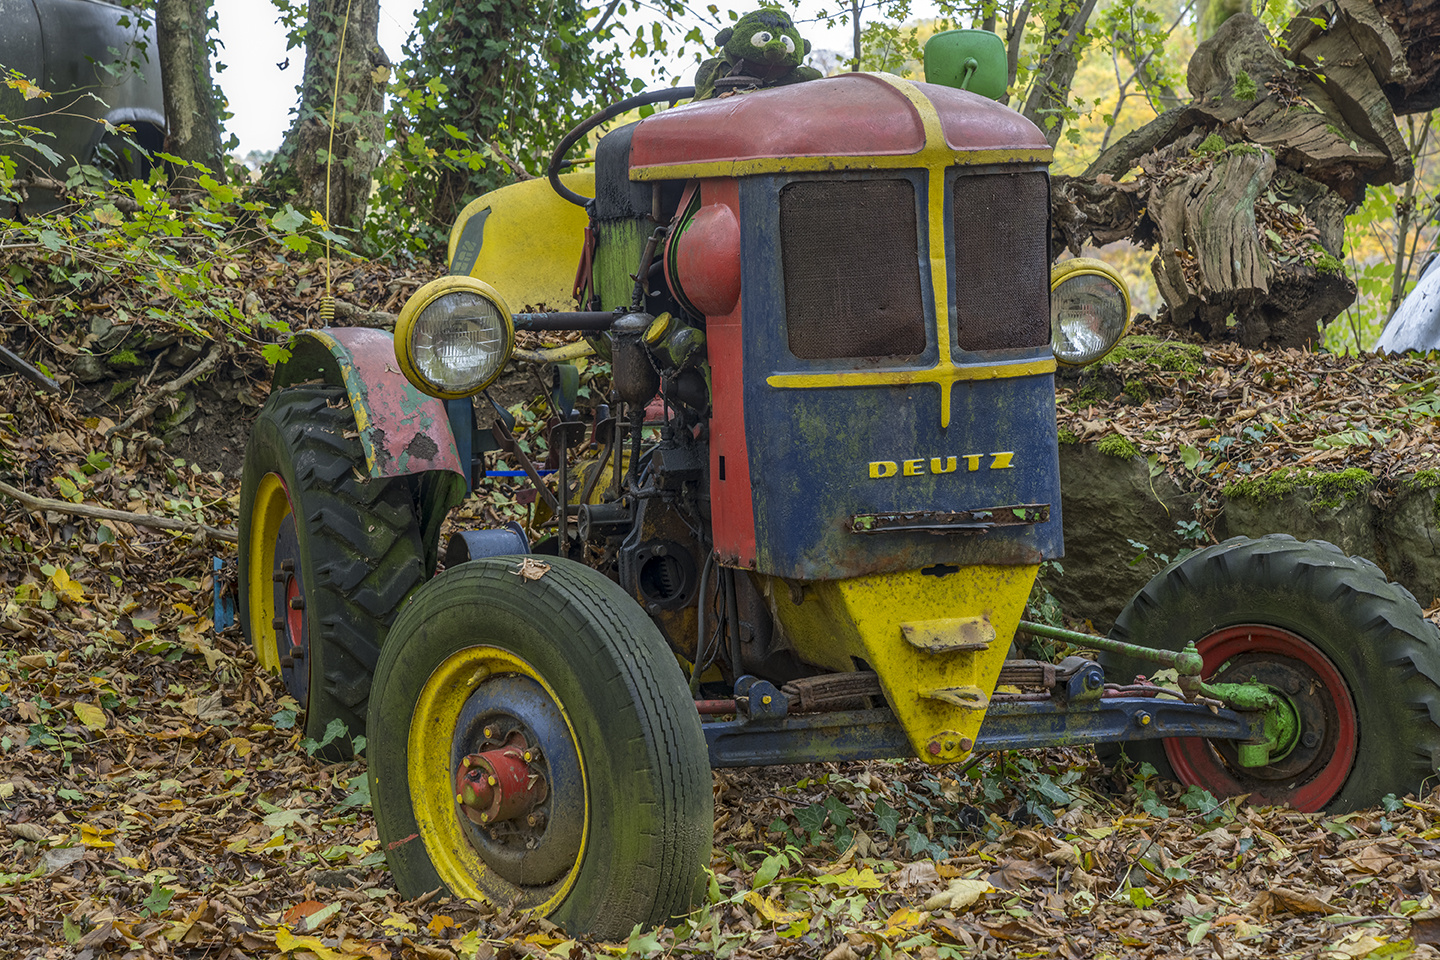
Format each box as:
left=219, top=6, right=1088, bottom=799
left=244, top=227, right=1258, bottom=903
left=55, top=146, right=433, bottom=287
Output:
left=547, top=86, right=697, bottom=208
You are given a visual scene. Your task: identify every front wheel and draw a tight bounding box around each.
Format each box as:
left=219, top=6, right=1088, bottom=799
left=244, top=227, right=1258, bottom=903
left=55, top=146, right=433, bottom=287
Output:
left=239, top=384, right=431, bottom=750
left=367, top=557, right=713, bottom=939
left=1103, top=535, right=1440, bottom=813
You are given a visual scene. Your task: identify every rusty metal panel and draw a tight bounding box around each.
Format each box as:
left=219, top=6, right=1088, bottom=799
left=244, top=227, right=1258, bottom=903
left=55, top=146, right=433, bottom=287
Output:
left=273, top=328, right=465, bottom=481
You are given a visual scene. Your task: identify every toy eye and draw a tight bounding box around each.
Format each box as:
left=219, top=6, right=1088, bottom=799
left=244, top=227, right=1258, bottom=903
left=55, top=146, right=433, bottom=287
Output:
left=781, top=36, right=795, bottom=54
left=751, top=31, right=771, bottom=46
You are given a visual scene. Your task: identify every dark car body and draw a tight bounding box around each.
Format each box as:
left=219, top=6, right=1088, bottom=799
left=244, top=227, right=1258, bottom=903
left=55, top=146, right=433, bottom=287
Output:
left=0, top=0, right=165, bottom=180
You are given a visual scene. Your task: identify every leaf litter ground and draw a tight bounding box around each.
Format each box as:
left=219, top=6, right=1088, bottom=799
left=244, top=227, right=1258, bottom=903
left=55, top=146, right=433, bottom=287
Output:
left=4, top=308, right=1440, bottom=957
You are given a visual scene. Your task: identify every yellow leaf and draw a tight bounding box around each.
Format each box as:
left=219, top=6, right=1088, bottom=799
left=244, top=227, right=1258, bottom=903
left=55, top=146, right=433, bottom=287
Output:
left=81, top=823, right=115, bottom=848
left=274, top=926, right=353, bottom=960
left=883, top=906, right=926, bottom=937
left=427, top=915, right=455, bottom=936
left=73, top=701, right=107, bottom=731
left=174, top=602, right=198, bottom=619
left=51, top=568, right=84, bottom=603
left=816, top=867, right=882, bottom=889
left=5, top=77, right=48, bottom=100
left=381, top=913, right=417, bottom=934
left=225, top=736, right=254, bottom=758
left=118, top=855, right=145, bottom=869
left=743, top=890, right=808, bottom=925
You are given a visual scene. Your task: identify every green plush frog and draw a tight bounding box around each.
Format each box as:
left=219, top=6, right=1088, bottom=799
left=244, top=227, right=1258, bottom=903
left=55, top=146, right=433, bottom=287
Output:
left=693, top=9, right=823, bottom=100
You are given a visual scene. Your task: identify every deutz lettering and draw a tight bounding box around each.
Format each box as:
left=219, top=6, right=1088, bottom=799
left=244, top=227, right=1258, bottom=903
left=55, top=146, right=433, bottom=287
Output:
left=868, top=453, right=1015, bottom=478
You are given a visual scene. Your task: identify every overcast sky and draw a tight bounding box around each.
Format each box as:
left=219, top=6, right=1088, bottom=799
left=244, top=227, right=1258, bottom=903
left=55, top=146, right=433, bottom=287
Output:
left=213, top=1, right=943, bottom=157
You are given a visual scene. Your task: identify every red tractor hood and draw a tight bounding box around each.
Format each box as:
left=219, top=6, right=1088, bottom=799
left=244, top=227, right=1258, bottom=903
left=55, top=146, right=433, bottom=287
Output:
left=628, top=72, right=1049, bottom=179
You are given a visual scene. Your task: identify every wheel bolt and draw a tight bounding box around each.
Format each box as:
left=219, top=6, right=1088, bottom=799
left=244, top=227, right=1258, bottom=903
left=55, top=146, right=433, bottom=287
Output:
left=289, top=596, right=305, bottom=610
left=1137, top=711, right=1152, bottom=726
left=1302, top=730, right=1320, bottom=748
left=526, top=811, right=547, bottom=829
left=280, top=559, right=295, bottom=572
left=927, top=741, right=942, bottom=756
left=483, top=726, right=494, bottom=740
left=271, top=617, right=286, bottom=631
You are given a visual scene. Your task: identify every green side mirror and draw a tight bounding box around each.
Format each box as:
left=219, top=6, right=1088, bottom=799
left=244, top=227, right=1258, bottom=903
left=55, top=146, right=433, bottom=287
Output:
left=923, top=29, right=1007, bottom=100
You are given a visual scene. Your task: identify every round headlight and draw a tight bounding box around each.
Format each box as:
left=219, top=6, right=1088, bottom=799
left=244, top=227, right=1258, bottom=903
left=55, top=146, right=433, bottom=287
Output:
left=1050, top=258, right=1131, bottom=366
left=395, top=278, right=514, bottom=399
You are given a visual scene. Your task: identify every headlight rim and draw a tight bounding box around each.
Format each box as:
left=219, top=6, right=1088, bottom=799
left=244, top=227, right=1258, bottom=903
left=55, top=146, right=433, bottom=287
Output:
left=395, top=276, right=515, bottom=400
left=1050, top=257, right=1132, bottom=368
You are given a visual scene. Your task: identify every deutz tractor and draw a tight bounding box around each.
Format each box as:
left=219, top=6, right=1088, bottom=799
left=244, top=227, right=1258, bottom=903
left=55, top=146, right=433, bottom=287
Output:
left=238, top=33, right=1440, bottom=939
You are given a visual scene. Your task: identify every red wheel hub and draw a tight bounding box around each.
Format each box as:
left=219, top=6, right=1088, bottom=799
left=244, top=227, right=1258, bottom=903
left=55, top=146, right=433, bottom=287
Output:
left=455, top=732, right=549, bottom=826
left=1164, top=624, right=1357, bottom=811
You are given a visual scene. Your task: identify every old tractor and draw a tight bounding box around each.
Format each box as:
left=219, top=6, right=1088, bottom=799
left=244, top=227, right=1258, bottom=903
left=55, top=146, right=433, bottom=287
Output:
left=238, top=33, right=1440, bottom=939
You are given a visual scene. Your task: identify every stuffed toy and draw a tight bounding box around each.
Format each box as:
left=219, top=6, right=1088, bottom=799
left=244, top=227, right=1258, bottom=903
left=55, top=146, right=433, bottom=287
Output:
left=693, top=9, right=822, bottom=100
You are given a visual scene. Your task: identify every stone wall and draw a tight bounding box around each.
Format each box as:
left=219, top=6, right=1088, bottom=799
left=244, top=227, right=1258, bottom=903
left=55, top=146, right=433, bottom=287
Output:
left=1048, top=442, right=1440, bottom=629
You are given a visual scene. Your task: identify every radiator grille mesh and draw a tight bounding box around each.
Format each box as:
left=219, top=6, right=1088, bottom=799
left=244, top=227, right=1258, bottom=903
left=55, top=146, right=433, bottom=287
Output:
left=951, top=172, right=1050, bottom=352
left=780, top=179, right=926, bottom=360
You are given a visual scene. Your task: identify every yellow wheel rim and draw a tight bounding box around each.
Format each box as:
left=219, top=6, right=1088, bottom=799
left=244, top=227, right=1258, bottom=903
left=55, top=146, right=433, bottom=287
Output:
left=246, top=473, right=291, bottom=673
left=408, top=646, right=589, bottom=913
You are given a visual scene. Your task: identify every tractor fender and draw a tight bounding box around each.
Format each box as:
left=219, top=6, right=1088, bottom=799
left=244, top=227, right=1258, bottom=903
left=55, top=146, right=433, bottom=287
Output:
left=272, top=327, right=466, bottom=481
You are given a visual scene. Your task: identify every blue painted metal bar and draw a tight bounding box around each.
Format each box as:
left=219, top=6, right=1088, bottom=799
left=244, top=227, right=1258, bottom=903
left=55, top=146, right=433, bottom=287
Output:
left=701, top=696, right=1262, bottom=768
left=446, top=397, right=474, bottom=490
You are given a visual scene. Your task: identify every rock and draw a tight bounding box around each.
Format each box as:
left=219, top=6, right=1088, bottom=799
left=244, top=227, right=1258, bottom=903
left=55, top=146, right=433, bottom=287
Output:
left=1051, top=442, right=1193, bottom=630
left=70, top=355, right=108, bottom=383
left=1054, top=443, right=1440, bottom=626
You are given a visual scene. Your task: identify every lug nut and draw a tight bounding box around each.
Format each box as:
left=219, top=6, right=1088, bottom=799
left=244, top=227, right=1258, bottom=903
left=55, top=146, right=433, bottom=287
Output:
left=280, top=559, right=295, bottom=572
left=271, top=617, right=286, bottom=631
left=526, top=811, right=547, bottom=829
left=927, top=741, right=942, bottom=756
left=958, top=737, right=974, bottom=751
left=289, top=596, right=305, bottom=610
left=1301, top=730, right=1321, bottom=748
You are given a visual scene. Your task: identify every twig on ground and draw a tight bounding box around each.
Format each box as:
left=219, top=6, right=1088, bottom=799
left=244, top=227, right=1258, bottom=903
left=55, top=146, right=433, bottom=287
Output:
left=0, top=478, right=238, bottom=543
left=107, top=342, right=224, bottom=437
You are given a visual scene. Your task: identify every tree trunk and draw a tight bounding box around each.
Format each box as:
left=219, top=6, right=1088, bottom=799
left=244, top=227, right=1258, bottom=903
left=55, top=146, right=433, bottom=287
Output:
left=154, top=0, right=226, bottom=182
left=262, top=0, right=388, bottom=235
left=1021, top=0, right=1100, bottom=148
left=1050, top=0, right=1439, bottom=348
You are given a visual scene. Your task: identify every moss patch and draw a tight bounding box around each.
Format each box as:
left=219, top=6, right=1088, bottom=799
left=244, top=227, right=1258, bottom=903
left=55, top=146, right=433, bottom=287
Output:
left=1097, top=434, right=1141, bottom=460
left=1105, top=335, right=1205, bottom=376
left=1223, top=467, right=1375, bottom=512
left=1403, top=470, right=1440, bottom=525
left=1312, top=251, right=1343, bottom=276
left=1233, top=70, right=1258, bottom=101
left=1058, top=427, right=1080, bottom=445
left=1194, top=132, right=1228, bottom=156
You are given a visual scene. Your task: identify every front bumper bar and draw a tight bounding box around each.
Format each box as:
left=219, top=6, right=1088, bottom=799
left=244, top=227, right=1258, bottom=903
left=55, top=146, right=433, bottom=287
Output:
left=702, top=696, right=1261, bottom=768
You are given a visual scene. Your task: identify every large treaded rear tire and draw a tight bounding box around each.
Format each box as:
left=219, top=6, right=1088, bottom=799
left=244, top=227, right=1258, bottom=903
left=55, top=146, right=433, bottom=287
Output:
left=368, top=556, right=713, bottom=939
left=1102, top=534, right=1440, bottom=812
left=239, top=384, right=429, bottom=750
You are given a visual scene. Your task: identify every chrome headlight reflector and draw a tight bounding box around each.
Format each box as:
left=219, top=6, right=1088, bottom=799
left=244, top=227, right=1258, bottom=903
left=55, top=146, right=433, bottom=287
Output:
left=395, top=278, right=514, bottom=399
left=1050, top=258, right=1131, bottom=366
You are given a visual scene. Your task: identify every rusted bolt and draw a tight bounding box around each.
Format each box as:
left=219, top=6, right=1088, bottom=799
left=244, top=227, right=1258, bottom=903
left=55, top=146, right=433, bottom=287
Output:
left=289, top=596, right=305, bottom=610
left=526, top=811, right=547, bottom=829
left=271, top=617, right=286, bottom=631
left=943, top=740, right=956, bottom=752
left=280, top=559, right=295, bottom=572
left=958, top=737, right=974, bottom=751
left=927, top=740, right=942, bottom=756
left=1301, top=730, right=1320, bottom=748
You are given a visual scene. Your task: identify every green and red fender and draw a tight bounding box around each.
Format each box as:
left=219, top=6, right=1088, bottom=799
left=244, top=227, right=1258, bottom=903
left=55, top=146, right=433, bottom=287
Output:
left=273, top=327, right=468, bottom=482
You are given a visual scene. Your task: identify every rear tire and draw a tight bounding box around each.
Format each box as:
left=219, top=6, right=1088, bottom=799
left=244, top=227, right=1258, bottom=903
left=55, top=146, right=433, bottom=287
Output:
left=239, top=384, right=429, bottom=751
left=367, top=557, right=713, bottom=939
left=1102, top=535, right=1440, bottom=812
